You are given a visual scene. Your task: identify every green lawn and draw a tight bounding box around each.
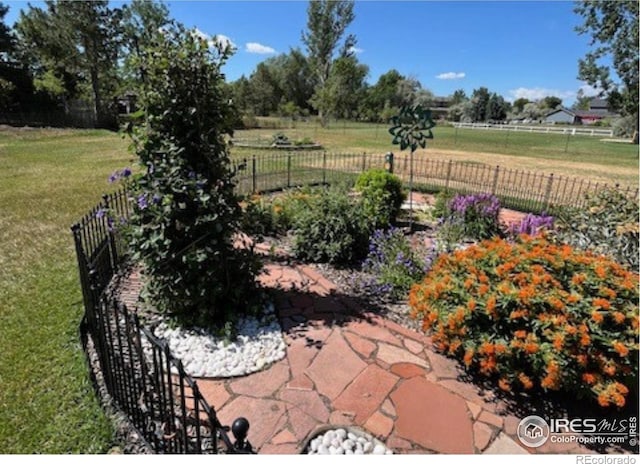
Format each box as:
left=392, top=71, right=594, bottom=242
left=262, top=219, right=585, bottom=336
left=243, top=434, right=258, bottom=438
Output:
left=0, top=128, right=131, bottom=453
left=233, top=119, right=639, bottom=186
left=0, top=123, right=637, bottom=453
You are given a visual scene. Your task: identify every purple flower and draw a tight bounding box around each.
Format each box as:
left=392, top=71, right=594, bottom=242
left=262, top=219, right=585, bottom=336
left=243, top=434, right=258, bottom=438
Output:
left=137, top=193, right=148, bottom=210
left=108, top=172, right=118, bottom=183
left=96, top=208, right=107, bottom=219
left=152, top=193, right=162, bottom=205
left=509, top=213, right=554, bottom=237
left=122, top=167, right=132, bottom=178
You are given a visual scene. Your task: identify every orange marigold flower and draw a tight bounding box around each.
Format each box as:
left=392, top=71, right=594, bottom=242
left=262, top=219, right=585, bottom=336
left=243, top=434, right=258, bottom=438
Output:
left=594, top=265, right=606, bottom=279
left=593, top=298, right=611, bottom=310
left=494, top=343, right=507, bottom=355
left=510, top=309, right=527, bottom=320
left=524, top=342, right=539, bottom=354
left=599, top=287, right=617, bottom=299
left=566, top=294, right=580, bottom=304
left=486, top=296, right=497, bottom=317
left=518, top=373, right=533, bottom=390
left=591, top=311, right=604, bottom=324
left=478, top=284, right=489, bottom=296
left=612, top=341, right=629, bottom=357
left=611, top=312, right=625, bottom=324
left=498, top=378, right=511, bottom=392
left=582, top=373, right=597, bottom=384
left=548, top=297, right=565, bottom=311
left=514, top=330, right=527, bottom=339
left=464, top=278, right=474, bottom=290
left=463, top=349, right=474, bottom=367
left=580, top=333, right=591, bottom=347
left=576, top=354, right=588, bottom=366
left=467, top=299, right=476, bottom=311
left=565, top=325, right=577, bottom=336
left=597, top=392, right=610, bottom=407
left=479, top=342, right=496, bottom=355
left=571, top=273, right=586, bottom=286
left=603, top=364, right=616, bottom=376
left=552, top=334, right=564, bottom=350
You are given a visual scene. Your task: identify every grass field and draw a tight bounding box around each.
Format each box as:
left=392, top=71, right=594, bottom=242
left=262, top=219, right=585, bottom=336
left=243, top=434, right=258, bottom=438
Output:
left=0, top=128, right=131, bottom=453
left=233, top=119, right=639, bottom=187
left=0, top=122, right=637, bottom=453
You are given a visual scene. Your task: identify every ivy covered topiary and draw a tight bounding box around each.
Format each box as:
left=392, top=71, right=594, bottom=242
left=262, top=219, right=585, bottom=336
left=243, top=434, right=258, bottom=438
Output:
left=124, top=24, right=262, bottom=328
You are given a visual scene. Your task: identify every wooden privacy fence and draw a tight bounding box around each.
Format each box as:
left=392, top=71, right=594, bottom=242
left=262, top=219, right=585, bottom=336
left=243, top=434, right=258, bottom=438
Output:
left=232, top=152, right=638, bottom=213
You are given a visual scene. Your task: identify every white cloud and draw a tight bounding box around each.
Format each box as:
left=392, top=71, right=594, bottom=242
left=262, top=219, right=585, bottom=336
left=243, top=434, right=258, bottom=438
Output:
left=213, top=34, right=236, bottom=50
left=190, top=28, right=237, bottom=50
left=577, top=83, right=602, bottom=97
left=246, top=42, right=276, bottom=54
left=436, top=72, right=466, bottom=80
left=348, top=46, right=364, bottom=54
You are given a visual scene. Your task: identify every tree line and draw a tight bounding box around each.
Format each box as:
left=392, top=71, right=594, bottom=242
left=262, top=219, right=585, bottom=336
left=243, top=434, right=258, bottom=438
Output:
left=0, top=0, right=636, bottom=136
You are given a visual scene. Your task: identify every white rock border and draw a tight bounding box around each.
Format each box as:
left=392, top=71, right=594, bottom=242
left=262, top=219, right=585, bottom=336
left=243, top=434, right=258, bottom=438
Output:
left=304, top=427, right=393, bottom=455
left=142, top=302, right=287, bottom=378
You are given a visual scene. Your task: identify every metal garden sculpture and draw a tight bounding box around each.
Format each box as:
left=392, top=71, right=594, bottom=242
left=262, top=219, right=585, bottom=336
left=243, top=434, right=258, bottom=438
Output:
left=388, top=104, right=436, bottom=230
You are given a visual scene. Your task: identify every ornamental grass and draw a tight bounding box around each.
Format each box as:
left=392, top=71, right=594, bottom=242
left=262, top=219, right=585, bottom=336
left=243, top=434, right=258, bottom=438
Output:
left=409, top=234, right=639, bottom=408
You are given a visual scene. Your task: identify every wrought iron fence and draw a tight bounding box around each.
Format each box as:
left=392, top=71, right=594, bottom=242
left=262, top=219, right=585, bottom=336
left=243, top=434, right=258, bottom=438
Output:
left=232, top=152, right=638, bottom=213
left=72, top=191, right=253, bottom=454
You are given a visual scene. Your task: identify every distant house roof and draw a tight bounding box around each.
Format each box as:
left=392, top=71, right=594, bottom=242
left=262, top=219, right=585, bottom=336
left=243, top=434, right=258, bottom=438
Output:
left=589, top=98, right=608, bottom=109
left=545, top=107, right=576, bottom=118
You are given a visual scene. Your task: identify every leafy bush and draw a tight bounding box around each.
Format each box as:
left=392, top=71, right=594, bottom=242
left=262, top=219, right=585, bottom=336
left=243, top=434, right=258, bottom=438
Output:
left=432, top=190, right=455, bottom=219
left=355, top=169, right=406, bottom=229
left=123, top=25, right=262, bottom=328
left=357, top=228, right=432, bottom=301
left=292, top=186, right=371, bottom=265
left=241, top=190, right=312, bottom=237
left=409, top=235, right=639, bottom=408
left=446, top=193, right=501, bottom=240
left=553, top=188, right=639, bottom=270
left=612, top=115, right=637, bottom=138
left=271, top=132, right=291, bottom=146
left=294, top=137, right=314, bottom=146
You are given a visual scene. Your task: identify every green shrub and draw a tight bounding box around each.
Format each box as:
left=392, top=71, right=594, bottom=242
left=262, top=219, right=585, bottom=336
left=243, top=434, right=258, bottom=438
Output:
left=355, top=169, right=406, bottom=229
left=241, top=190, right=313, bottom=237
left=292, top=186, right=371, bottom=265
left=432, top=190, right=454, bottom=219
left=409, top=235, right=639, bottom=408
left=553, top=188, right=639, bottom=270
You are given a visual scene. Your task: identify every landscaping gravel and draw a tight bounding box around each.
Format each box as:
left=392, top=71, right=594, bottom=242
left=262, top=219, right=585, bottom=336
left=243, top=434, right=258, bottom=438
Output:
left=149, top=302, right=287, bottom=378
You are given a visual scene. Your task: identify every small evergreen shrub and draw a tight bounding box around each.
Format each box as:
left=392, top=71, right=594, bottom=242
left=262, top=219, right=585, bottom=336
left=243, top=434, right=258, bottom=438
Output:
left=409, top=235, right=639, bottom=408
left=292, top=186, right=371, bottom=265
left=553, top=188, right=639, bottom=270
left=357, top=228, right=432, bottom=301
left=355, top=169, right=406, bottom=229
left=432, top=190, right=454, bottom=219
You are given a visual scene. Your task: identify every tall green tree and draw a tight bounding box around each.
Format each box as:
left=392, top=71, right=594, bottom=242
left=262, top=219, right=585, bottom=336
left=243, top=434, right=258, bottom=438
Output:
left=311, top=54, right=368, bottom=120
left=450, top=89, right=467, bottom=105
left=541, top=95, right=562, bottom=109
left=16, top=0, right=122, bottom=125
left=0, top=2, right=16, bottom=108
left=574, top=0, right=639, bottom=140
left=512, top=97, right=530, bottom=114
left=302, top=0, right=356, bottom=124
left=120, top=0, right=170, bottom=88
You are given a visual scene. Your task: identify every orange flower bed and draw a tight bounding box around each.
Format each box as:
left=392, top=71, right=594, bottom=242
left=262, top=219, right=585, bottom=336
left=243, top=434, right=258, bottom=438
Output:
left=409, top=234, right=639, bottom=408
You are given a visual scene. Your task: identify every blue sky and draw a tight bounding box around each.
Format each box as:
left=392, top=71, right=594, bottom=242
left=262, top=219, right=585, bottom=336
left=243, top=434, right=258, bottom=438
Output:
left=5, top=1, right=604, bottom=105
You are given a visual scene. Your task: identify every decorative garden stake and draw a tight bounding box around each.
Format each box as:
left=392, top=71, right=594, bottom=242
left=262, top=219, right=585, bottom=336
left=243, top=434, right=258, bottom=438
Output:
left=388, top=105, right=436, bottom=230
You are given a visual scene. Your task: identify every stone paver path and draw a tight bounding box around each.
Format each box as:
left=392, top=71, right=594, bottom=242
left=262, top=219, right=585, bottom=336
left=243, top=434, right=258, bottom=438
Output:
left=192, top=262, right=593, bottom=455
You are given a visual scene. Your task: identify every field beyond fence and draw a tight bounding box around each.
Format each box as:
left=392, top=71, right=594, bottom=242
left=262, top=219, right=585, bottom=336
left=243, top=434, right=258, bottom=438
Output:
left=233, top=151, right=638, bottom=213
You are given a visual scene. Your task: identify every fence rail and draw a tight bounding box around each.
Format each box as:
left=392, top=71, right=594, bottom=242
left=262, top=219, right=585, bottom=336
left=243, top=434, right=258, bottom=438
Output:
left=72, top=190, right=253, bottom=454
left=453, top=122, right=614, bottom=137
left=233, top=152, right=638, bottom=213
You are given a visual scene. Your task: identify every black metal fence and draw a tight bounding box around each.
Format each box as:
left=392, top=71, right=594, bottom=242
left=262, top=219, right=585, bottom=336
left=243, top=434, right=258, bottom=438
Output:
left=233, top=152, right=639, bottom=213
left=72, top=191, right=252, bottom=454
